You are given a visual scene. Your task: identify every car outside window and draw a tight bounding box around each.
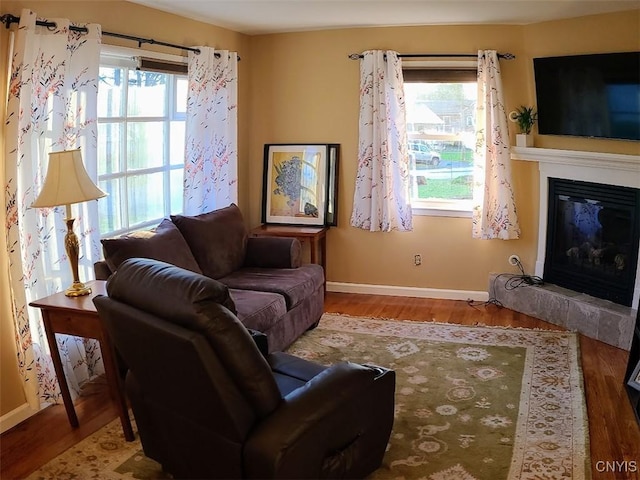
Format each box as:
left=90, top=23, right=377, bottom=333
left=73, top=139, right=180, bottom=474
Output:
left=408, top=142, right=441, bottom=168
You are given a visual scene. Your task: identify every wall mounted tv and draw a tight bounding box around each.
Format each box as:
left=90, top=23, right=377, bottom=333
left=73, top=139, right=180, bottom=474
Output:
left=533, top=52, right=640, bottom=141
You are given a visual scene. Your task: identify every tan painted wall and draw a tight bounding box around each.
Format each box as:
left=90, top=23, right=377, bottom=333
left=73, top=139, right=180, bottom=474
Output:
left=247, top=12, right=639, bottom=291
left=0, top=0, right=251, bottom=418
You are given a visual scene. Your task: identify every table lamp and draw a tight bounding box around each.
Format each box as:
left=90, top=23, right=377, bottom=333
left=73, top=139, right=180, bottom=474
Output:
left=31, top=149, right=107, bottom=297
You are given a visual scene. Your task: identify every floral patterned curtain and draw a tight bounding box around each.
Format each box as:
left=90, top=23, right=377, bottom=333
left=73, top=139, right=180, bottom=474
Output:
left=183, top=47, right=238, bottom=215
left=472, top=50, right=521, bottom=239
left=4, top=9, right=104, bottom=409
left=351, top=50, right=413, bottom=232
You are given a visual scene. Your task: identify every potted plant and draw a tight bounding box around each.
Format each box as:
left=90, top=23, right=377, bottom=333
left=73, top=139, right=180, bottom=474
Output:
left=509, top=105, right=538, bottom=147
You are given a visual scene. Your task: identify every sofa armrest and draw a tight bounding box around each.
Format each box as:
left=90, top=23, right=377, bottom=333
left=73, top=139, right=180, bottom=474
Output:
left=244, top=237, right=302, bottom=269
left=94, top=260, right=113, bottom=280
left=244, top=363, right=395, bottom=479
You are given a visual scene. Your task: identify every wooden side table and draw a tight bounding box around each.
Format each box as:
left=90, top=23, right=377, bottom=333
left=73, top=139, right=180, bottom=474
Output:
left=29, top=281, right=134, bottom=441
left=250, top=224, right=328, bottom=287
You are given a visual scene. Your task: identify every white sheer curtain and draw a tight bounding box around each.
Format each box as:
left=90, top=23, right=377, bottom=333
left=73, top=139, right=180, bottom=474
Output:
left=4, top=9, right=104, bottom=409
left=351, top=50, right=413, bottom=232
left=472, top=50, right=521, bottom=239
left=183, top=47, right=238, bottom=215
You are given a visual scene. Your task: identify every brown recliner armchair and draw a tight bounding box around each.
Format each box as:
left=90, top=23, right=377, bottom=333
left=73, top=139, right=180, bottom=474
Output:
left=93, top=258, right=395, bottom=479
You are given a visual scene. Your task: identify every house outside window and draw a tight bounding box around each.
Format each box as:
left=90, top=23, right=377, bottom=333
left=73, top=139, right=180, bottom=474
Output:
left=97, top=47, right=188, bottom=237
left=403, top=61, right=477, bottom=217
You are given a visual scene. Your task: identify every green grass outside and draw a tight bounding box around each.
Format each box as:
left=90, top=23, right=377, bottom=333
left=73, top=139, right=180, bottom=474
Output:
left=417, top=177, right=472, bottom=199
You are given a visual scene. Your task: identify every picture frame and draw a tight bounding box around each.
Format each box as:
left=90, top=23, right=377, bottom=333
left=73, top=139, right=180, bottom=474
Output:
left=262, top=144, right=339, bottom=226
left=325, top=144, right=340, bottom=226
left=628, top=359, right=640, bottom=392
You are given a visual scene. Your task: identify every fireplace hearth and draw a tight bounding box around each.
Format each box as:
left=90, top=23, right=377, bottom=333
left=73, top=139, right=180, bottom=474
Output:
left=544, top=178, right=640, bottom=307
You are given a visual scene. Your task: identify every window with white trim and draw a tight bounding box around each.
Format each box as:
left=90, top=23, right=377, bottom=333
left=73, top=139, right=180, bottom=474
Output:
left=97, top=47, right=188, bottom=237
left=403, top=62, right=477, bottom=217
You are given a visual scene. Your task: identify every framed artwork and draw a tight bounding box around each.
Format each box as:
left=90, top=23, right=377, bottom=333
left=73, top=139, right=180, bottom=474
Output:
left=325, top=144, right=340, bottom=226
left=628, top=360, right=640, bottom=392
left=262, top=144, right=339, bottom=226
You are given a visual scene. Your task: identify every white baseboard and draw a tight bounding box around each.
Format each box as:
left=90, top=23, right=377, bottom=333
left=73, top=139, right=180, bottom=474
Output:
left=0, top=402, right=38, bottom=434
left=326, top=281, right=489, bottom=302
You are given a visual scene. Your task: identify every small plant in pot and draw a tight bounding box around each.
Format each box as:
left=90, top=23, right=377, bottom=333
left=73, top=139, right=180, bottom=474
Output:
left=509, top=106, right=538, bottom=147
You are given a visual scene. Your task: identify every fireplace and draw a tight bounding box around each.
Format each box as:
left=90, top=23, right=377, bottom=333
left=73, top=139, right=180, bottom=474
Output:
left=492, top=147, right=640, bottom=349
left=544, top=178, right=640, bottom=307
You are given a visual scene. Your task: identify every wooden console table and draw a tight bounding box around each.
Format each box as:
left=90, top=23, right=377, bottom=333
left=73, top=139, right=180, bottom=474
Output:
left=250, top=225, right=328, bottom=288
left=29, top=281, right=134, bottom=441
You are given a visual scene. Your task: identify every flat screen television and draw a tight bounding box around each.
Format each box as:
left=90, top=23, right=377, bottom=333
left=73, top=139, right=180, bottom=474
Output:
left=533, top=52, right=640, bottom=141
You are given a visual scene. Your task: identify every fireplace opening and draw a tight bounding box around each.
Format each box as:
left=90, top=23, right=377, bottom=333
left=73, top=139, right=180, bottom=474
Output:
left=545, top=178, right=640, bottom=307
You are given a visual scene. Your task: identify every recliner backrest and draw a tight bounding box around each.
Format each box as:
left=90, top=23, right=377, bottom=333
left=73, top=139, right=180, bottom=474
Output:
left=96, top=258, right=282, bottom=433
left=98, top=298, right=257, bottom=442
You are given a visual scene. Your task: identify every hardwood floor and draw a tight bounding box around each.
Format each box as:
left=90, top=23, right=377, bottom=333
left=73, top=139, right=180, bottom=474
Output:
left=0, top=377, right=119, bottom=480
left=2, top=292, right=638, bottom=479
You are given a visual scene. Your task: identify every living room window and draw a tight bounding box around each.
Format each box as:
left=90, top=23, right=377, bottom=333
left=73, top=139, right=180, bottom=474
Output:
left=97, top=47, right=187, bottom=237
left=403, top=62, right=477, bottom=217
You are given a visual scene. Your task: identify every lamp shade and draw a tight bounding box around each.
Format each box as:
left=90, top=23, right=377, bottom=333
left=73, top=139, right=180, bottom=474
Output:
left=32, top=149, right=106, bottom=208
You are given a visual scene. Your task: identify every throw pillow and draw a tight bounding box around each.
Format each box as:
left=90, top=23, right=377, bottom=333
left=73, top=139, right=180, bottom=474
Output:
left=101, top=219, right=203, bottom=274
left=171, top=204, right=247, bottom=279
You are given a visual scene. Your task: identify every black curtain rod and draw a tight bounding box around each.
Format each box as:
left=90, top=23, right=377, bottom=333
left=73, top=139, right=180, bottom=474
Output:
left=1, top=13, right=202, bottom=55
left=348, top=52, right=516, bottom=60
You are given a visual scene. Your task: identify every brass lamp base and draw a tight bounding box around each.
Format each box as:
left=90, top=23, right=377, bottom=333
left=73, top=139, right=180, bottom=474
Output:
left=65, top=281, right=92, bottom=297
left=62, top=213, right=93, bottom=297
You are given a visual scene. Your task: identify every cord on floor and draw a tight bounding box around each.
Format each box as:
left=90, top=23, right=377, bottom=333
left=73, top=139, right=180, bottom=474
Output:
left=467, top=257, right=543, bottom=309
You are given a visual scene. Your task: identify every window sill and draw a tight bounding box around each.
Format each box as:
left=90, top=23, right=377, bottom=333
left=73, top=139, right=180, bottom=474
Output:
left=412, top=201, right=472, bottom=218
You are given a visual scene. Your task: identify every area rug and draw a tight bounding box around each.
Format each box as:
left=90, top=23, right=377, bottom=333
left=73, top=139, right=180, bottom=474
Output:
left=27, top=314, right=591, bottom=480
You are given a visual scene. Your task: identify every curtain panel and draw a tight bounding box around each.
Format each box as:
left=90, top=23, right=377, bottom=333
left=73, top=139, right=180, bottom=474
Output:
left=351, top=50, right=413, bottom=232
left=4, top=9, right=104, bottom=409
left=472, top=50, right=521, bottom=239
left=183, top=47, right=238, bottom=215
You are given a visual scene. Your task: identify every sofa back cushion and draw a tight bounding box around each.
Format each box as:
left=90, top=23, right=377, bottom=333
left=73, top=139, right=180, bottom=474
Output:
left=101, top=219, right=202, bottom=274
left=171, top=204, right=248, bottom=279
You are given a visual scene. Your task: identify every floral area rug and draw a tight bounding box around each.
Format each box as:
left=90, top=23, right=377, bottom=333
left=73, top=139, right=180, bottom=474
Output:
left=27, top=314, right=590, bottom=480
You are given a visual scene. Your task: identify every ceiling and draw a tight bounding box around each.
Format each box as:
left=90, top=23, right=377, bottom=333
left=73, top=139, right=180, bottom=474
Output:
left=129, top=0, right=640, bottom=35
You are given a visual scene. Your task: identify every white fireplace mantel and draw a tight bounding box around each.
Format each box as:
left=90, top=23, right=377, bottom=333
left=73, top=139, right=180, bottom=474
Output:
left=512, top=147, right=640, bottom=186
left=511, top=146, right=640, bottom=309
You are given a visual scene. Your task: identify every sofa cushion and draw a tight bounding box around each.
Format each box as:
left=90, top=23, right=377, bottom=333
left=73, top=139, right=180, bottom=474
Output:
left=269, top=352, right=327, bottom=396
left=171, top=204, right=247, bottom=279
left=220, top=264, right=324, bottom=309
left=229, top=289, right=287, bottom=333
left=101, top=219, right=202, bottom=274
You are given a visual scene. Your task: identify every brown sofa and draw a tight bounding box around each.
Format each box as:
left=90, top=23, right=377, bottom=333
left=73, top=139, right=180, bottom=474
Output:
left=94, top=204, right=324, bottom=352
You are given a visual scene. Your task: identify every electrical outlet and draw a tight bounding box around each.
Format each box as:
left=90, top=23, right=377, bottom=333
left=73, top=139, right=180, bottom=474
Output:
left=508, top=254, right=521, bottom=266
left=414, top=254, right=422, bottom=266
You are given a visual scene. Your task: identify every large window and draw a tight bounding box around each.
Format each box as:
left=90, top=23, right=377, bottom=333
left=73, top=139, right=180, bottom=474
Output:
left=97, top=51, right=187, bottom=237
left=403, top=63, right=477, bottom=216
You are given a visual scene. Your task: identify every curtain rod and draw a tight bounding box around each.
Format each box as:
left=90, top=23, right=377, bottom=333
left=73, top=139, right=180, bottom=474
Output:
left=1, top=13, right=202, bottom=55
left=348, top=52, right=516, bottom=60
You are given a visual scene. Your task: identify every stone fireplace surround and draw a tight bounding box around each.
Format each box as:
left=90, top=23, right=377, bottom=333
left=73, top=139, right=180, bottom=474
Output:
left=490, top=147, right=640, bottom=350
